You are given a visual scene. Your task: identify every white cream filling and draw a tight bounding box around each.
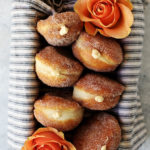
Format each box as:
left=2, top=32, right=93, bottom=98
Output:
left=92, top=49, right=101, bottom=59
left=59, top=25, right=69, bottom=36
left=92, top=49, right=115, bottom=65
left=43, top=108, right=82, bottom=121
left=36, top=58, right=60, bottom=77
left=73, top=87, right=104, bottom=103
left=95, top=96, right=104, bottom=102
left=52, top=111, right=61, bottom=119
left=101, top=145, right=106, bottom=150
left=36, top=58, right=79, bottom=77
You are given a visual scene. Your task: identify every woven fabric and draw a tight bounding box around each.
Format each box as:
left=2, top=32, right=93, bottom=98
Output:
left=8, top=0, right=147, bottom=149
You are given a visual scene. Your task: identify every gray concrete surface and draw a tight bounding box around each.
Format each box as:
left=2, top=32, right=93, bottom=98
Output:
left=0, top=0, right=11, bottom=149
left=138, top=3, right=150, bottom=150
left=0, top=0, right=149, bottom=149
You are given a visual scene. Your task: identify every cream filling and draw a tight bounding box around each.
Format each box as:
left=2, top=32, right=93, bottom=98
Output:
left=36, top=58, right=60, bottom=77
left=36, top=58, right=80, bottom=77
left=43, top=108, right=82, bottom=121
left=101, top=145, right=106, bottom=150
left=95, top=96, right=104, bottom=102
left=91, top=49, right=115, bottom=65
left=73, top=87, right=104, bottom=103
left=59, top=25, right=69, bottom=36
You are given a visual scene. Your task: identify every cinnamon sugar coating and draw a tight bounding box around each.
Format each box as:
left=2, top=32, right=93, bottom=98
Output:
left=37, top=12, right=83, bottom=46
left=73, top=113, right=121, bottom=150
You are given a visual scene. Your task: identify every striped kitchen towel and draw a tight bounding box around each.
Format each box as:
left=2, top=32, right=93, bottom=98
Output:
left=8, top=0, right=147, bottom=150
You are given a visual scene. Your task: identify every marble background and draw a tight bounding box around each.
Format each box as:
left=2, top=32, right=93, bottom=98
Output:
left=0, top=0, right=149, bottom=149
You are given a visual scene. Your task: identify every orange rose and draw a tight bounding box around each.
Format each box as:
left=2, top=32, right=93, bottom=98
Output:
left=74, top=0, right=134, bottom=39
left=22, top=127, right=76, bottom=150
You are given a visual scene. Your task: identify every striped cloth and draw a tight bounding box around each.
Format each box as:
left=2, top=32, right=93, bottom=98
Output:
left=8, top=0, right=147, bottom=150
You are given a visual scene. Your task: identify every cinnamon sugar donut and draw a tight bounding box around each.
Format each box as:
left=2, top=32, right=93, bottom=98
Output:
left=73, top=113, right=121, bottom=150
left=72, top=32, right=123, bottom=72
left=34, top=93, right=84, bottom=131
left=37, top=12, right=83, bottom=46
left=35, top=46, right=84, bottom=87
left=73, top=74, right=125, bottom=110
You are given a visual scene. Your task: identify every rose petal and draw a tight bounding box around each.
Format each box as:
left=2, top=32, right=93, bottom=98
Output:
left=99, top=6, right=114, bottom=26
left=110, top=0, right=117, bottom=3
left=32, top=133, right=63, bottom=146
left=85, top=22, right=97, bottom=36
left=46, top=142, right=61, bottom=150
left=100, top=4, right=120, bottom=27
left=92, top=2, right=112, bottom=18
left=74, top=0, right=94, bottom=21
left=62, top=145, right=68, bottom=150
left=98, top=28, right=110, bottom=37
left=118, top=0, right=133, bottom=10
left=103, top=3, right=134, bottom=38
left=87, top=0, right=100, bottom=14
left=118, top=3, right=133, bottom=27
left=33, top=128, right=64, bottom=139
left=61, top=140, right=76, bottom=150
left=37, top=132, right=63, bottom=141
left=22, top=127, right=76, bottom=150
left=36, top=144, right=52, bottom=150
left=22, top=139, right=34, bottom=150
left=89, top=1, right=120, bottom=28
left=99, top=4, right=112, bottom=18
left=34, top=138, right=64, bottom=147
left=88, top=0, right=114, bottom=27
left=90, top=17, right=104, bottom=28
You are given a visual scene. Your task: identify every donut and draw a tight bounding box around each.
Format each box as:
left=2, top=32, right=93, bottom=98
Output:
left=73, top=74, right=125, bottom=110
left=34, top=93, right=84, bottom=131
left=37, top=12, right=83, bottom=46
left=73, top=113, right=121, bottom=150
left=35, top=46, right=84, bottom=87
left=72, top=32, right=123, bottom=72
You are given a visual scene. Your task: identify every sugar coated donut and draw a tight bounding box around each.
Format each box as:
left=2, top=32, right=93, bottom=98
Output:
left=73, top=74, right=125, bottom=110
left=72, top=32, right=123, bottom=72
left=73, top=113, right=121, bottom=150
left=34, top=93, right=84, bottom=131
left=37, top=12, right=83, bottom=46
left=35, top=46, right=84, bottom=87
